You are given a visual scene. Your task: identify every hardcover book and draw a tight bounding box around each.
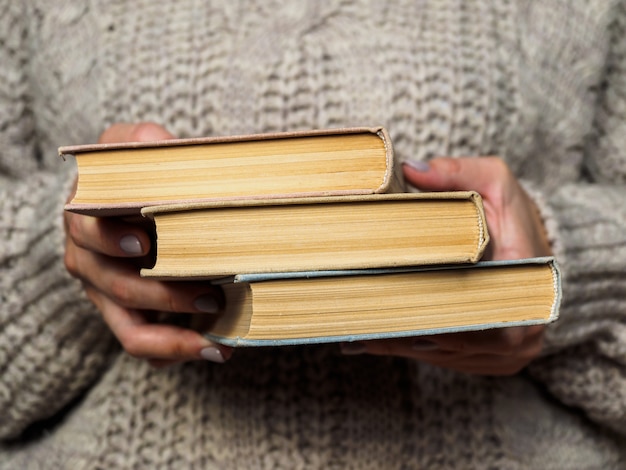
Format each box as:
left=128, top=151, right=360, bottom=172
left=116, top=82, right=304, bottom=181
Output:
left=140, top=191, right=489, bottom=279
left=60, top=127, right=404, bottom=216
left=202, top=257, right=561, bottom=347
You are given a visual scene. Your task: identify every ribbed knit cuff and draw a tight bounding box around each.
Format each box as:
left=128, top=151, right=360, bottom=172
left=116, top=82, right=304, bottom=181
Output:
left=519, top=179, right=565, bottom=264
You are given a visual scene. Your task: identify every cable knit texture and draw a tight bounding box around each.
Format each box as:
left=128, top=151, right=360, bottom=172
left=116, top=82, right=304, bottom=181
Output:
left=1, top=1, right=625, bottom=468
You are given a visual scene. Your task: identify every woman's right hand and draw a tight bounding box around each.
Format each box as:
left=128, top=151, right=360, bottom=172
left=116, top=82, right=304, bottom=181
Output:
left=64, top=123, right=232, bottom=367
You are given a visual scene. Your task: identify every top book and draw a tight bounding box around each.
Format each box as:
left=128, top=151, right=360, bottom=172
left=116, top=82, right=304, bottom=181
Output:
left=60, top=127, right=405, bottom=216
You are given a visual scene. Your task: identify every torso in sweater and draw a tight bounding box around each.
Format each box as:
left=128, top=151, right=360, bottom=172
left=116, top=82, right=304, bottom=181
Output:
left=2, top=1, right=625, bottom=468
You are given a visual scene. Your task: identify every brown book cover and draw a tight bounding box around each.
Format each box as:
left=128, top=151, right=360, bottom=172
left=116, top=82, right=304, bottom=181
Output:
left=60, top=127, right=404, bottom=216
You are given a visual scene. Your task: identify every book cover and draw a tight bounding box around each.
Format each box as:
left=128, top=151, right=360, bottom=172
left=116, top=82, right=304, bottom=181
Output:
left=202, top=257, right=561, bottom=347
left=61, top=126, right=405, bottom=216
left=140, top=191, right=489, bottom=279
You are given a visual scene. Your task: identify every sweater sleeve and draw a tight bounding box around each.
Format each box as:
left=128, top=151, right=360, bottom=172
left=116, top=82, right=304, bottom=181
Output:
left=0, top=3, right=116, bottom=440
left=528, top=0, right=626, bottom=437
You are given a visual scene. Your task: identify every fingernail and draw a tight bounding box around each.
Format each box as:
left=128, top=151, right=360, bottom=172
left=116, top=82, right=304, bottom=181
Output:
left=412, top=339, right=439, bottom=351
left=200, top=346, right=225, bottom=363
left=403, top=160, right=430, bottom=172
left=194, top=295, right=219, bottom=313
left=120, top=234, right=143, bottom=255
left=340, top=342, right=367, bottom=355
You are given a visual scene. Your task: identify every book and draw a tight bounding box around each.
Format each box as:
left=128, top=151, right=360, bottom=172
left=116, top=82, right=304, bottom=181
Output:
left=201, top=257, right=561, bottom=347
left=140, top=191, right=489, bottom=279
left=60, top=127, right=404, bottom=216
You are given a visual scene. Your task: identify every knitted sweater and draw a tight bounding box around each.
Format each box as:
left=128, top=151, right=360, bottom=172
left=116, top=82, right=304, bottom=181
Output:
left=1, top=1, right=626, bottom=468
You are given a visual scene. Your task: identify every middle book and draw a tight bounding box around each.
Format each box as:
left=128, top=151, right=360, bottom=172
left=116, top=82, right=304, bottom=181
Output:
left=141, top=192, right=489, bottom=280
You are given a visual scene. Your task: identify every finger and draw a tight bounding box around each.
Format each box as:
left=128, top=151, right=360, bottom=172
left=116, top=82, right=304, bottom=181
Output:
left=85, top=285, right=231, bottom=362
left=148, top=359, right=186, bottom=369
left=341, top=339, right=536, bottom=375
left=418, top=326, right=545, bottom=356
left=346, top=326, right=544, bottom=357
left=98, top=122, right=175, bottom=144
left=404, top=158, right=551, bottom=260
left=405, top=332, right=544, bottom=366
left=422, top=355, right=535, bottom=376
left=347, top=340, right=538, bottom=376
left=66, top=212, right=152, bottom=258
left=342, top=326, right=544, bottom=372
left=67, top=242, right=223, bottom=314
left=402, top=156, right=511, bottom=194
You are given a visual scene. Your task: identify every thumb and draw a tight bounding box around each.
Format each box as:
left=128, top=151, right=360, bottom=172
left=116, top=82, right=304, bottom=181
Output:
left=98, top=122, right=175, bottom=144
left=402, top=157, right=506, bottom=193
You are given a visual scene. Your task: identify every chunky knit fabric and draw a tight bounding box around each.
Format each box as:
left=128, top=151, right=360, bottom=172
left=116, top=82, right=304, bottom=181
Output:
left=2, top=1, right=626, bottom=468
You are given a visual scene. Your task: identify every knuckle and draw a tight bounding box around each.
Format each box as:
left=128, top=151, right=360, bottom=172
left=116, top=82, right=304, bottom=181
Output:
left=489, top=155, right=506, bottom=169
left=109, top=277, right=134, bottom=306
left=153, top=330, right=196, bottom=360
left=67, top=214, right=103, bottom=251
left=67, top=214, right=83, bottom=245
left=520, top=340, right=544, bottom=362
left=119, top=333, right=146, bottom=358
left=486, top=156, right=511, bottom=179
left=504, top=328, right=527, bottom=349
left=64, top=249, right=75, bottom=273
left=83, top=286, right=101, bottom=308
left=163, top=339, right=189, bottom=359
left=167, top=294, right=185, bottom=314
left=161, top=285, right=193, bottom=313
left=494, top=329, right=526, bottom=356
left=437, top=157, right=463, bottom=175
left=129, top=122, right=165, bottom=142
left=495, top=328, right=544, bottom=368
left=482, top=157, right=513, bottom=196
left=64, top=247, right=80, bottom=277
left=98, top=124, right=121, bottom=143
left=504, top=246, right=533, bottom=260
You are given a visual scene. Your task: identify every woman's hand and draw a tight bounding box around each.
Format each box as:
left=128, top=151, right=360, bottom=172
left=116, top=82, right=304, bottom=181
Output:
left=64, top=122, right=232, bottom=367
left=341, top=157, right=552, bottom=376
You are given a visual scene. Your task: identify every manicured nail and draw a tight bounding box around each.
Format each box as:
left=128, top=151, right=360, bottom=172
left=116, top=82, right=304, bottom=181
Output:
left=412, top=339, right=439, bottom=351
left=200, top=347, right=225, bottom=363
left=403, top=160, right=430, bottom=172
left=340, top=342, right=367, bottom=355
left=120, top=234, right=143, bottom=255
left=194, top=295, right=220, bottom=313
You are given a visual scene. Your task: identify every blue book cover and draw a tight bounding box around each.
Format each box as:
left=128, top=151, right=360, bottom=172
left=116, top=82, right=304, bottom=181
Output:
left=205, top=257, right=561, bottom=347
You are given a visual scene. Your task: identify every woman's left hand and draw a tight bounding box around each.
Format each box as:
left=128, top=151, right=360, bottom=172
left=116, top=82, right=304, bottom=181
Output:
left=340, top=157, right=553, bottom=376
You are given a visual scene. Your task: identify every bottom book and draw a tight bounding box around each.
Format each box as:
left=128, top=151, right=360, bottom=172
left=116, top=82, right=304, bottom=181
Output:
left=200, top=257, right=561, bottom=347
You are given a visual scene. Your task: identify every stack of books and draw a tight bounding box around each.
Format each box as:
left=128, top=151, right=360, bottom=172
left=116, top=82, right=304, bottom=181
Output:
left=61, top=127, right=561, bottom=347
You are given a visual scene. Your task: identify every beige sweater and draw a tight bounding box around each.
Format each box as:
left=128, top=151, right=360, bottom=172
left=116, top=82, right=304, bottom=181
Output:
left=1, top=1, right=626, bottom=468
